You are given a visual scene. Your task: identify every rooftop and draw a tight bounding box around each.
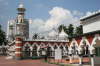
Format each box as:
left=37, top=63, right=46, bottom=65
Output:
left=80, top=11, right=100, bottom=21
left=70, top=30, right=100, bottom=39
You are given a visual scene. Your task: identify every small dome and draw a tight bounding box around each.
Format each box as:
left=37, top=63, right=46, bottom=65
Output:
left=18, top=3, right=24, bottom=8
left=47, top=30, right=58, bottom=40
left=58, top=28, right=68, bottom=40
left=48, top=30, right=58, bottom=37
left=9, top=20, right=15, bottom=25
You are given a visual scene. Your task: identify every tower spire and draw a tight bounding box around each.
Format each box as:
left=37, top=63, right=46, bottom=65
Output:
left=17, top=0, right=26, bottom=23
left=17, top=0, right=25, bottom=11
left=61, top=25, right=64, bottom=33
left=18, top=0, right=24, bottom=8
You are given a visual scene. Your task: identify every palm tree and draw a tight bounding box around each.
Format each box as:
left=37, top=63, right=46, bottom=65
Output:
left=75, top=25, right=83, bottom=36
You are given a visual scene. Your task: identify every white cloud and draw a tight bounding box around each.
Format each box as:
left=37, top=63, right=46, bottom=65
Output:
left=43, top=7, right=80, bottom=31
left=30, top=19, right=45, bottom=31
left=82, top=10, right=100, bottom=19
left=29, top=19, right=45, bottom=38
left=86, top=11, right=93, bottom=16
left=29, top=7, right=80, bottom=37
left=73, top=10, right=84, bottom=17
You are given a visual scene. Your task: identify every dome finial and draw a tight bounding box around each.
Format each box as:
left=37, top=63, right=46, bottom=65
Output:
left=60, top=25, right=65, bottom=33
left=58, top=25, right=68, bottom=40
left=18, top=0, right=24, bottom=8
left=17, top=0, right=26, bottom=12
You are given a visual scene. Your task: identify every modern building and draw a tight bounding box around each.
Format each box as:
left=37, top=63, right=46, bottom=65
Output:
left=80, top=11, right=100, bottom=33
left=80, top=11, right=100, bottom=65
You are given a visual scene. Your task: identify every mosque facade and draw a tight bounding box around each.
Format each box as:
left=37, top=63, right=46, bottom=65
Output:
left=6, top=3, right=100, bottom=65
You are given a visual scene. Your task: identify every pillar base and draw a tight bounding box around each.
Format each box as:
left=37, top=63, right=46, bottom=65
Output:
left=69, top=56, right=73, bottom=64
left=79, top=57, right=83, bottom=65
left=91, top=57, right=94, bottom=66
left=15, top=57, right=22, bottom=60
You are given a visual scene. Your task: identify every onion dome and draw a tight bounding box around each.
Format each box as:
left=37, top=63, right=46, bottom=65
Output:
left=49, top=30, right=58, bottom=37
left=48, top=30, right=58, bottom=40
left=18, top=3, right=24, bottom=8
left=17, top=3, right=26, bottom=12
left=58, top=28, right=68, bottom=40
left=9, top=20, right=15, bottom=26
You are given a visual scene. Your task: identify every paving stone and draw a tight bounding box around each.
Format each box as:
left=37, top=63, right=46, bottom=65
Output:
left=0, top=56, right=58, bottom=66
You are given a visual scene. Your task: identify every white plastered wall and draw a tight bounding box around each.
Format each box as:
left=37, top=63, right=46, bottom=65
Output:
left=83, top=20, right=100, bottom=33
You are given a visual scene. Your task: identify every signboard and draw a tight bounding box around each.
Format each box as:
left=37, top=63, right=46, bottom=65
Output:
left=55, top=48, right=62, bottom=60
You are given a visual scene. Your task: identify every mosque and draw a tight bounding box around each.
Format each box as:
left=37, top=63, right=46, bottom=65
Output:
left=6, top=3, right=100, bottom=65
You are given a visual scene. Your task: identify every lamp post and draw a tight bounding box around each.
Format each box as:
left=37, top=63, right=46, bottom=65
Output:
left=90, top=47, right=95, bottom=66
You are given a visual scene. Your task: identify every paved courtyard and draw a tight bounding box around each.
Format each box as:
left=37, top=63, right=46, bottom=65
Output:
left=0, top=56, right=58, bottom=66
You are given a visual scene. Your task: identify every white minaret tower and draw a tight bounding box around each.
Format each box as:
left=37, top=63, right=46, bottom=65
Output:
left=16, top=2, right=29, bottom=40
left=7, top=20, right=15, bottom=41
left=17, top=3, right=25, bottom=23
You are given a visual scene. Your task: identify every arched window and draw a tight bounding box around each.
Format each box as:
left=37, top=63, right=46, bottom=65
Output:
left=71, top=43, right=78, bottom=55
left=82, top=41, right=89, bottom=56
left=60, top=45, right=64, bottom=56
left=23, top=44, right=31, bottom=57
left=64, top=45, right=69, bottom=56
left=53, top=45, right=58, bottom=57
left=65, top=46, right=68, bottom=51
left=32, top=45, right=37, bottom=56
left=54, top=45, right=58, bottom=49
left=47, top=46, right=52, bottom=57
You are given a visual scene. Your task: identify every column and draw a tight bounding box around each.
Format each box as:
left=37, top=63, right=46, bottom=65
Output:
left=69, top=56, right=72, bottom=63
left=79, top=56, right=83, bottom=65
left=91, top=57, right=94, bottom=66
left=90, top=47, right=95, bottom=66
left=69, top=48, right=73, bottom=64
left=15, top=36, right=23, bottom=60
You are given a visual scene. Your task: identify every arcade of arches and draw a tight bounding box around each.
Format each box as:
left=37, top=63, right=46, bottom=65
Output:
left=15, top=33, right=100, bottom=60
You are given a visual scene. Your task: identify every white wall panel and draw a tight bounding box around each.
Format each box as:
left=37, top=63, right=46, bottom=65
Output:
left=83, top=21, right=100, bottom=33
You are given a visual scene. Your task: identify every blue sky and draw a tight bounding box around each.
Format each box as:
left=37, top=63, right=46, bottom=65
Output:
left=0, top=0, right=100, bottom=33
